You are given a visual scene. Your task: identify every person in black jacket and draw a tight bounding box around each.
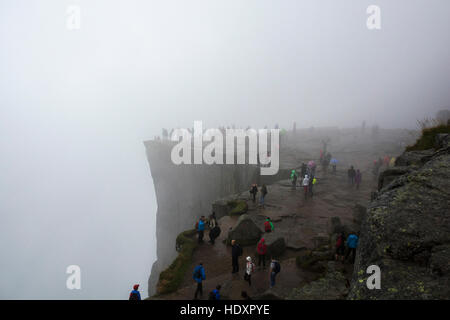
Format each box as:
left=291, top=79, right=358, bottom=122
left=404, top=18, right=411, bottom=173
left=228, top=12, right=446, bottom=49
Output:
left=231, top=240, right=242, bottom=274
left=209, top=225, right=221, bottom=245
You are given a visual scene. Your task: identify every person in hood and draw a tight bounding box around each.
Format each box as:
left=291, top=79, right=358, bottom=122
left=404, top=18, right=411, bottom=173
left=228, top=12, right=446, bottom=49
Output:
left=129, top=284, right=141, bottom=300
left=244, top=256, right=255, bottom=286
left=302, top=175, right=310, bottom=200
left=193, top=262, right=206, bottom=299
left=257, top=238, right=267, bottom=269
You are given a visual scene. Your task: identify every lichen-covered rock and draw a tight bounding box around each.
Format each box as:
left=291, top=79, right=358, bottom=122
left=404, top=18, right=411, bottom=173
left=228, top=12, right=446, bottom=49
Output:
left=348, top=148, right=450, bottom=299
left=289, top=262, right=348, bottom=300
left=227, top=214, right=262, bottom=246
left=262, top=232, right=286, bottom=258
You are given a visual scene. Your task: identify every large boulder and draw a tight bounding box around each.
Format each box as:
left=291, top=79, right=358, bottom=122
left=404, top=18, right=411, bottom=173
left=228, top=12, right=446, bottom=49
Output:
left=394, top=150, right=435, bottom=167
left=348, top=148, right=450, bottom=299
left=261, top=232, right=286, bottom=258
left=227, top=214, right=262, bottom=246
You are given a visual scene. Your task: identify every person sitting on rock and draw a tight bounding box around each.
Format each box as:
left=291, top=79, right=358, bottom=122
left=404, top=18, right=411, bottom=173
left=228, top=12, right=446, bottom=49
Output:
left=264, top=217, right=274, bottom=233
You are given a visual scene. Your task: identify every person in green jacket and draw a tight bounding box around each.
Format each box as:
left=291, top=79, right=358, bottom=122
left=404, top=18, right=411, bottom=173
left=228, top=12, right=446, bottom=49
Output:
left=290, top=169, right=298, bottom=190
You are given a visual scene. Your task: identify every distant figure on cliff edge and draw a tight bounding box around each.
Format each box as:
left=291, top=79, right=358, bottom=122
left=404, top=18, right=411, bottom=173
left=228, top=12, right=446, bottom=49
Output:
left=290, top=169, right=298, bottom=190
left=355, top=169, right=362, bottom=190
left=244, top=256, right=256, bottom=286
left=260, top=184, right=268, bottom=208
left=196, top=216, right=205, bottom=244
left=345, top=232, right=359, bottom=264
left=264, top=217, right=274, bottom=233
left=249, top=184, right=258, bottom=203
left=129, top=284, right=141, bottom=300
left=193, top=262, right=206, bottom=299
left=270, top=258, right=281, bottom=288
left=302, top=175, right=310, bottom=200
left=231, top=240, right=243, bottom=274
left=257, top=238, right=267, bottom=269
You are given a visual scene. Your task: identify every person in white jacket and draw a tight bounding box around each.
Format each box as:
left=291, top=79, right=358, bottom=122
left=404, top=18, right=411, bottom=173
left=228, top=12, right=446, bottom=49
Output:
left=302, top=175, right=310, bottom=200
left=244, top=256, right=255, bottom=286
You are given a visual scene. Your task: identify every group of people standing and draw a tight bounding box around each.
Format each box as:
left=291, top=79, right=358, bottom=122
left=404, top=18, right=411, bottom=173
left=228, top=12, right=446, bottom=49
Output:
left=249, top=183, right=268, bottom=207
left=347, top=166, right=362, bottom=189
left=196, top=213, right=221, bottom=245
left=290, top=164, right=317, bottom=200
left=334, top=231, right=359, bottom=263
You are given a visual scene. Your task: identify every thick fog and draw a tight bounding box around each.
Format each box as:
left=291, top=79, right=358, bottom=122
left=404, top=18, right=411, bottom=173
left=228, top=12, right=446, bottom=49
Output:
left=1, top=0, right=449, bottom=299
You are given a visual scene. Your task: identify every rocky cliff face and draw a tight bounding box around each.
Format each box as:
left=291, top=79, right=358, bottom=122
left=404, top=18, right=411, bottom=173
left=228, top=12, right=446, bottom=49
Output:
left=144, top=140, right=286, bottom=296
left=348, top=134, right=450, bottom=299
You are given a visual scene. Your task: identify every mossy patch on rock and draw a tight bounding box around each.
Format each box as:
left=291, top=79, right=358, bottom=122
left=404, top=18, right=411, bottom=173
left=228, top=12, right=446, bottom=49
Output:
left=156, top=229, right=197, bottom=295
left=227, top=200, right=249, bottom=216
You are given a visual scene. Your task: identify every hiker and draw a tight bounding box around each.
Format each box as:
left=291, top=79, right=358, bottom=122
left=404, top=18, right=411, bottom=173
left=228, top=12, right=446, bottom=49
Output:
left=383, top=155, right=390, bottom=167
left=355, top=169, right=362, bottom=190
left=231, top=240, right=243, bottom=274
left=129, top=284, right=141, bottom=300
left=197, top=216, right=205, bottom=244
left=335, top=232, right=346, bottom=261
left=302, top=175, right=310, bottom=200
left=257, top=238, right=267, bottom=269
left=244, top=256, right=256, bottom=286
left=209, top=223, right=221, bottom=245
left=249, top=184, right=258, bottom=203
left=290, top=169, right=298, bottom=190
left=209, top=285, right=221, bottom=300
left=300, top=163, right=307, bottom=180
left=270, top=258, right=281, bottom=288
left=348, top=166, right=356, bottom=186
left=208, top=211, right=217, bottom=228
left=260, top=184, right=268, bottom=207
left=193, top=262, right=206, bottom=299
left=309, top=175, right=316, bottom=198
left=241, top=291, right=252, bottom=300
left=345, top=232, right=359, bottom=263
left=264, top=217, right=274, bottom=233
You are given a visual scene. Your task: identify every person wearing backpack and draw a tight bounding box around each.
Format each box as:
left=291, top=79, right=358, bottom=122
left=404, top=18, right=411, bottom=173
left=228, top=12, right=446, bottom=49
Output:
left=264, top=217, right=274, bottom=233
left=345, top=232, right=359, bottom=263
left=244, top=256, right=256, bottom=286
left=208, top=285, right=221, bottom=300
left=197, top=216, right=205, bottom=244
left=270, top=258, right=281, bottom=288
left=256, top=238, right=267, bottom=269
left=335, top=232, right=346, bottom=261
left=231, top=240, right=242, bottom=274
left=129, top=284, right=141, bottom=300
left=209, top=224, right=221, bottom=245
left=193, top=262, right=206, bottom=299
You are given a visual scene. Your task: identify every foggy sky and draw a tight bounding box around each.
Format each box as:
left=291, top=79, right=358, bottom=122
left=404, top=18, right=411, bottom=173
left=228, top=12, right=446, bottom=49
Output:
left=1, top=0, right=449, bottom=299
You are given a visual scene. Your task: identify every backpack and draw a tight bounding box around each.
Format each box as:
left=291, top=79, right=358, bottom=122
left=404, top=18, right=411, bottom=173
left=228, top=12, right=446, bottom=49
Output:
left=273, top=261, right=281, bottom=273
left=195, top=221, right=199, bottom=230
left=129, top=292, right=139, bottom=300
left=193, top=267, right=202, bottom=279
left=264, top=221, right=271, bottom=232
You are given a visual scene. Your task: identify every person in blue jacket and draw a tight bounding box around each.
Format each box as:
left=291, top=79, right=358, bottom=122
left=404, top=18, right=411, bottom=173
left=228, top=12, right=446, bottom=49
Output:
left=129, top=284, right=141, bottom=300
left=345, top=232, right=359, bottom=263
left=193, top=262, right=206, bottom=299
left=197, top=216, right=205, bottom=244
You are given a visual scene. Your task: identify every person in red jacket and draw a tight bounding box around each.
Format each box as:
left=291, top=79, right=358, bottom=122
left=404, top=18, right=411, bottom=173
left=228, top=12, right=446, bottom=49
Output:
left=257, top=238, right=267, bottom=269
